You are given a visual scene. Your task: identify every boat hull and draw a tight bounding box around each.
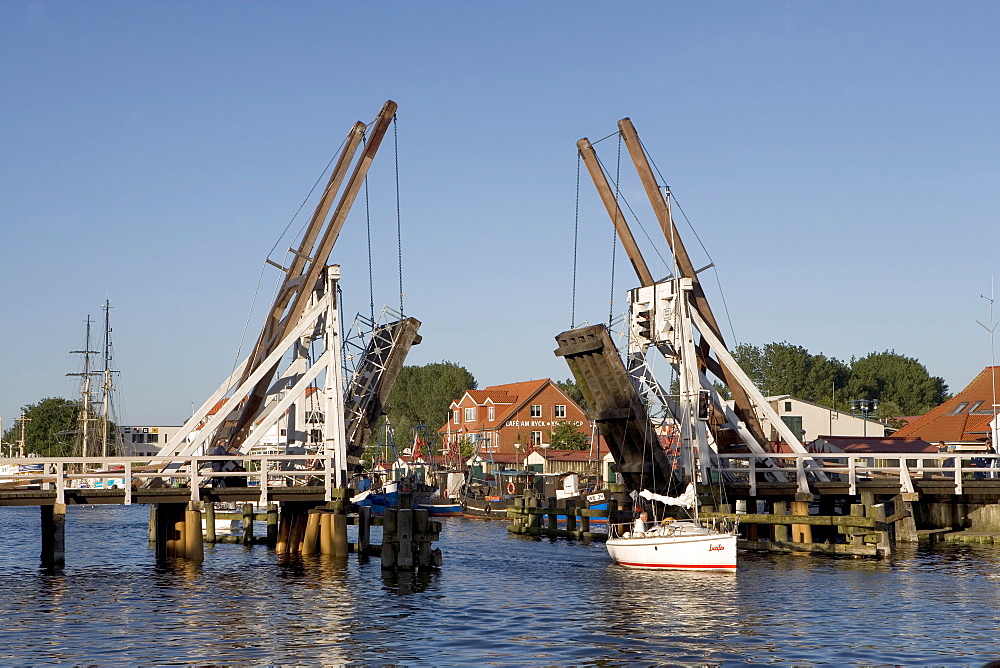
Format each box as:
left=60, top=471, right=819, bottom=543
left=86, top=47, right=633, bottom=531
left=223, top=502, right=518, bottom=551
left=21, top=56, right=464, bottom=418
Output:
left=606, top=531, right=737, bottom=571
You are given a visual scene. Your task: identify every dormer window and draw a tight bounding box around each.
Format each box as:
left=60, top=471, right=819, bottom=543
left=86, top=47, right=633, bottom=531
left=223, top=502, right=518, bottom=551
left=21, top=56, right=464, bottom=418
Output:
left=464, top=407, right=476, bottom=422
left=453, top=410, right=460, bottom=425
left=488, top=406, right=495, bottom=421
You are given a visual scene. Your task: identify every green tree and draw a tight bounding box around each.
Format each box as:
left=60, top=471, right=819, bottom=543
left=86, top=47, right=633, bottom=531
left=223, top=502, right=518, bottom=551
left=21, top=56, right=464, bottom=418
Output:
left=555, top=378, right=588, bottom=411
left=733, top=342, right=848, bottom=408
left=373, top=361, right=477, bottom=450
left=547, top=420, right=589, bottom=450
left=846, top=351, right=949, bottom=416
left=1, top=398, right=79, bottom=456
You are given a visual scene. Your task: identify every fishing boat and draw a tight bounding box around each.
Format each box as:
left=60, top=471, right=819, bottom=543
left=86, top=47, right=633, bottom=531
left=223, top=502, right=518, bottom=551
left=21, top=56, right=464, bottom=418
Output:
left=605, top=484, right=737, bottom=571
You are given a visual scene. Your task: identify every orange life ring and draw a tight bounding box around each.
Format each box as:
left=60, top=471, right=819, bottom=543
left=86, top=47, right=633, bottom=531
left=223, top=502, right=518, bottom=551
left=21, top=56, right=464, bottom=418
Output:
left=506, top=481, right=516, bottom=495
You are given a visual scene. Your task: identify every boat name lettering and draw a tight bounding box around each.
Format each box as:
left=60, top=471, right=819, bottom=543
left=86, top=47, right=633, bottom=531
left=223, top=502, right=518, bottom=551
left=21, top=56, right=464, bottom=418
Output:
left=709, top=544, right=725, bottom=551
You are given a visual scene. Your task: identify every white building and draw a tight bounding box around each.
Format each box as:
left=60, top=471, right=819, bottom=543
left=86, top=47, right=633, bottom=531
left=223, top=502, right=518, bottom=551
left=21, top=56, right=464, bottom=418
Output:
left=118, top=425, right=184, bottom=457
left=761, top=395, right=886, bottom=443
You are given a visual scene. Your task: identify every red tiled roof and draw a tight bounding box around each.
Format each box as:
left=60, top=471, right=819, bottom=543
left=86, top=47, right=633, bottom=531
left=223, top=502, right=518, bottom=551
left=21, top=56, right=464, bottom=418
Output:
left=891, top=366, right=1000, bottom=443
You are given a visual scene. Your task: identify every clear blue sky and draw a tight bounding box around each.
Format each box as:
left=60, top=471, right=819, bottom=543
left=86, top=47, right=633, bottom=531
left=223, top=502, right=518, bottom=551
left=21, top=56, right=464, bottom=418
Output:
left=3, top=1, right=999, bottom=428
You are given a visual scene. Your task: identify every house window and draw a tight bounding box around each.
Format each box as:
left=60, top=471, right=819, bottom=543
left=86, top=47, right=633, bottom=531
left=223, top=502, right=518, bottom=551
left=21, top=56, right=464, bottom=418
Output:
left=453, top=410, right=459, bottom=425
left=488, top=406, right=495, bottom=421
left=784, top=401, right=792, bottom=412
left=530, top=405, right=542, bottom=418
left=531, top=431, right=543, bottom=446
left=780, top=415, right=803, bottom=440
left=555, top=405, right=566, bottom=418
left=464, top=407, right=476, bottom=422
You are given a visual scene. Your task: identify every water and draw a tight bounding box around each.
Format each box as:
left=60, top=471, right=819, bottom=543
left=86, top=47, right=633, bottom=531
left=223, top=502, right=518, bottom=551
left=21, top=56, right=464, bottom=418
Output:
left=1, top=505, right=1000, bottom=666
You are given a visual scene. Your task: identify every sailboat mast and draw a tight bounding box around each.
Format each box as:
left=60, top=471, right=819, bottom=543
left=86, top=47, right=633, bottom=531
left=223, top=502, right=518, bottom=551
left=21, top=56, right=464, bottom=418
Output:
left=80, top=316, right=93, bottom=458
left=101, top=300, right=113, bottom=458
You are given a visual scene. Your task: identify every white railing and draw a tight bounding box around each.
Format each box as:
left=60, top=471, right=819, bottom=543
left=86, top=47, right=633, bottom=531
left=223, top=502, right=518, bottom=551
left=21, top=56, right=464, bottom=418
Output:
left=0, top=454, right=338, bottom=507
left=714, top=452, right=999, bottom=497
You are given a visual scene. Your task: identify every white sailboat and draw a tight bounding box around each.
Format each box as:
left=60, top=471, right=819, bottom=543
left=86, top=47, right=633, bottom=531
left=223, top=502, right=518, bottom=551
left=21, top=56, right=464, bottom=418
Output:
left=606, top=483, right=737, bottom=571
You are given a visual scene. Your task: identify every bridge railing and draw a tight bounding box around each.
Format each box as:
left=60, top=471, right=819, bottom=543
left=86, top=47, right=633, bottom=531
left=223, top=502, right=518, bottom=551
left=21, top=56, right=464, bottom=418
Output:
left=714, top=452, right=999, bottom=496
left=0, top=454, right=337, bottom=506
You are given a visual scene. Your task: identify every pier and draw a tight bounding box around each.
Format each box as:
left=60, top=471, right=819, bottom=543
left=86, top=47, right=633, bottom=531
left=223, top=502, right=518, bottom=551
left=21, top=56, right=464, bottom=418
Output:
left=0, top=453, right=441, bottom=569
left=506, top=450, right=1000, bottom=558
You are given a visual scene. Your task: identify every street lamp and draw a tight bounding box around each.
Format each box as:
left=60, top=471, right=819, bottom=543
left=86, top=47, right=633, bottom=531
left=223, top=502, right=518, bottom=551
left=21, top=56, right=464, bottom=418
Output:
left=850, top=399, right=880, bottom=437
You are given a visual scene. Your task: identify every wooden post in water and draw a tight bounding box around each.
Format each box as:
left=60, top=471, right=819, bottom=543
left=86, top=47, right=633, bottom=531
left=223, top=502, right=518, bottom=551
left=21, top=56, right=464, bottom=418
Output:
left=849, top=503, right=866, bottom=548
left=773, top=501, right=790, bottom=543
left=266, top=503, right=279, bottom=548
left=382, top=506, right=398, bottom=569
left=148, top=505, right=157, bottom=547
left=288, top=509, right=307, bottom=555
left=185, top=502, right=204, bottom=563
left=242, top=503, right=255, bottom=546
left=871, top=503, right=892, bottom=557
left=205, top=502, right=216, bottom=544
left=276, top=506, right=292, bottom=555
left=396, top=508, right=414, bottom=568
left=332, top=512, right=348, bottom=558
left=892, top=493, right=919, bottom=543
left=319, top=511, right=334, bottom=555
left=791, top=494, right=813, bottom=543
left=527, top=495, right=539, bottom=530
left=358, top=505, right=371, bottom=556
left=546, top=496, right=557, bottom=531
left=566, top=500, right=577, bottom=532
left=302, top=511, right=321, bottom=555
left=40, top=504, right=66, bottom=567
left=174, top=506, right=188, bottom=558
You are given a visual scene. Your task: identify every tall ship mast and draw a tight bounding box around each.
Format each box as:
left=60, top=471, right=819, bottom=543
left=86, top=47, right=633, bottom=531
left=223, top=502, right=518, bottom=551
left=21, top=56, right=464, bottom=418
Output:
left=67, top=301, right=124, bottom=458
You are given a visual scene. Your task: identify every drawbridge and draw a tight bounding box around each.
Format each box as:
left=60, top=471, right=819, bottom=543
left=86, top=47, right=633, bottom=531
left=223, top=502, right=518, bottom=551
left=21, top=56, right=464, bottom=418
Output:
left=558, top=118, right=825, bottom=496
left=153, top=100, right=420, bottom=490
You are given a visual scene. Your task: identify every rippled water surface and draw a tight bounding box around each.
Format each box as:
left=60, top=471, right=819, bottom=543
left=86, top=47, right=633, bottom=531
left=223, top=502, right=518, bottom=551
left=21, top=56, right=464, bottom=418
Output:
left=2, top=505, right=1000, bottom=665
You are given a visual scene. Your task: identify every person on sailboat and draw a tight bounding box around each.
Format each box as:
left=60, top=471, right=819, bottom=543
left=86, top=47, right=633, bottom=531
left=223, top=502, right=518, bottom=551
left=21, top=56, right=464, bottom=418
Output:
left=632, top=511, right=649, bottom=536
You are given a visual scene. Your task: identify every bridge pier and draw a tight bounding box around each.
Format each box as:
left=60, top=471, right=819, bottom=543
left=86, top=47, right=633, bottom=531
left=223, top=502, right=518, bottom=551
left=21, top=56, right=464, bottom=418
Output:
left=152, top=502, right=204, bottom=562
left=40, top=503, right=66, bottom=567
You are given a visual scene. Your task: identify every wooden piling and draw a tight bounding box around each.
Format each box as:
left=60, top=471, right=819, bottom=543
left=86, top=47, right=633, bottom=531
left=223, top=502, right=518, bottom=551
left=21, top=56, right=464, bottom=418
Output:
left=302, top=512, right=321, bottom=556
left=872, top=503, right=892, bottom=557
left=40, top=503, right=66, bottom=567
left=319, top=511, right=334, bottom=555
left=359, top=505, right=371, bottom=556
left=773, top=501, right=789, bottom=543
left=332, top=513, right=348, bottom=558
left=204, top=502, right=216, bottom=544
left=275, top=508, right=291, bottom=555
left=849, top=503, right=866, bottom=548
left=546, top=497, right=557, bottom=531
left=791, top=495, right=813, bottom=544
left=242, top=503, right=255, bottom=546
left=891, top=493, right=919, bottom=543
left=566, top=500, right=577, bottom=532
left=266, top=503, right=279, bottom=548
left=287, top=509, right=307, bottom=555
left=184, top=502, right=204, bottom=563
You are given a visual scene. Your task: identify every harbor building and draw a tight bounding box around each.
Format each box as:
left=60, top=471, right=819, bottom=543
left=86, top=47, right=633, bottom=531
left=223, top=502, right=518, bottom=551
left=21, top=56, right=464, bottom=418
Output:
left=439, top=378, right=596, bottom=457
left=890, top=365, right=1000, bottom=452
left=756, top=395, right=887, bottom=443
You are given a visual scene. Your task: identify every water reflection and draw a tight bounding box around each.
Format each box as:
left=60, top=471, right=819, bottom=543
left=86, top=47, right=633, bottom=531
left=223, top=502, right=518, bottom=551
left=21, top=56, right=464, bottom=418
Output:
left=3, top=507, right=1000, bottom=664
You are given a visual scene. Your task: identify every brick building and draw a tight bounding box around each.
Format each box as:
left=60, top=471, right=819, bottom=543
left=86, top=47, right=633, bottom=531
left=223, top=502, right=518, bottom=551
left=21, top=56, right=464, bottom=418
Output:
left=438, top=378, right=595, bottom=457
